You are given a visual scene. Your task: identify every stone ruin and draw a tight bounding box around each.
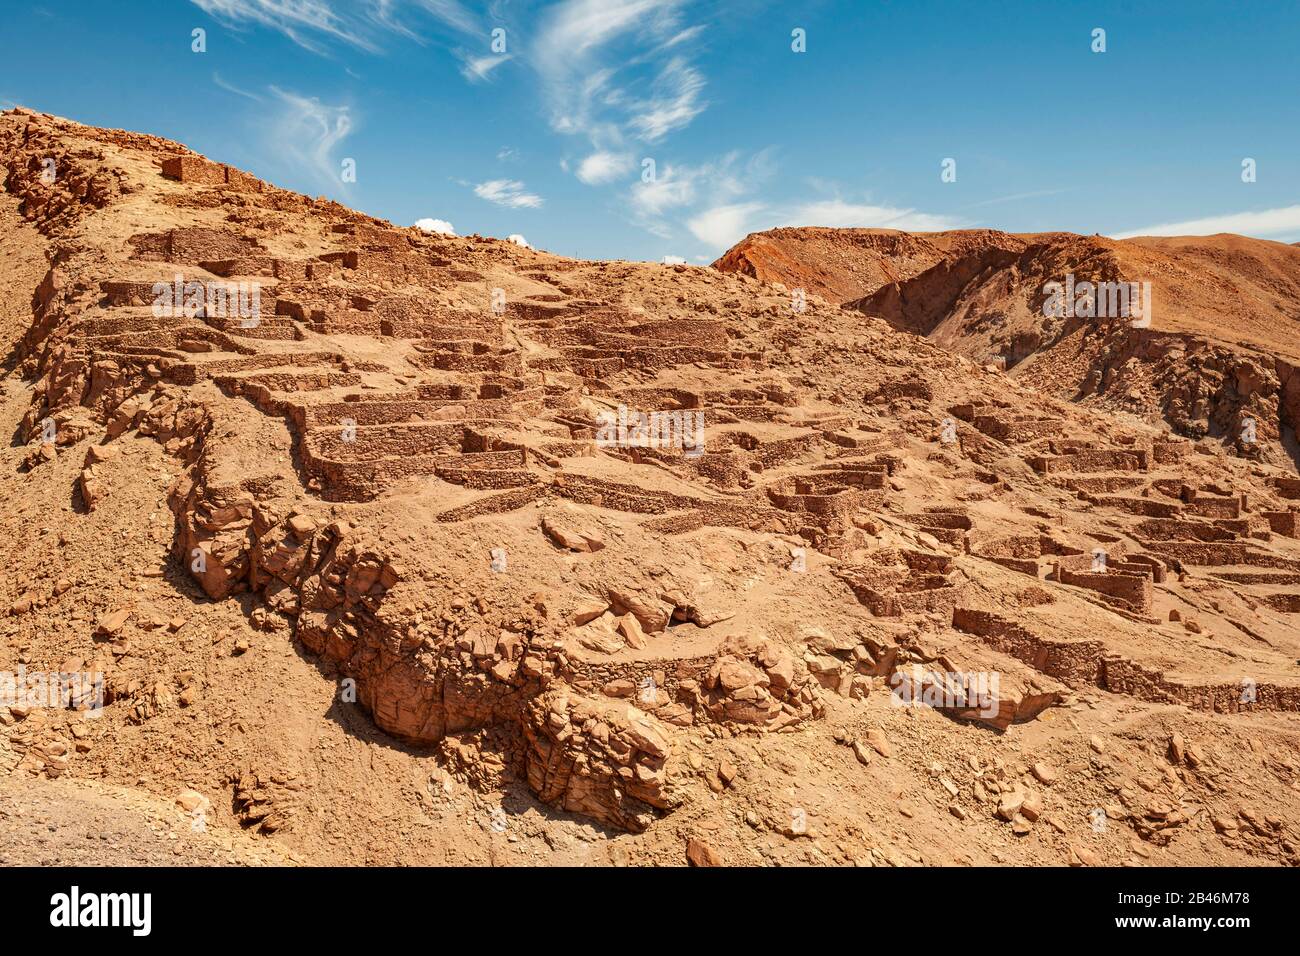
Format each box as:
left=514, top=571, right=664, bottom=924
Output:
left=5, top=113, right=1300, bottom=856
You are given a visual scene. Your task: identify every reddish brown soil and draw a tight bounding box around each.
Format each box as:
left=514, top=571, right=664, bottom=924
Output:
left=717, top=227, right=1300, bottom=472
left=2, top=108, right=1299, bottom=867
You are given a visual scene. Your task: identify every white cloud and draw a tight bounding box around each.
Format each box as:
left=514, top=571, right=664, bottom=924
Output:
left=661, top=25, right=704, bottom=49
left=662, top=255, right=686, bottom=264
left=473, top=179, right=544, bottom=209
left=1112, top=205, right=1300, bottom=240
left=535, top=0, right=669, bottom=74
left=191, top=0, right=379, bottom=52
left=507, top=234, right=531, bottom=247
left=964, top=187, right=1072, bottom=209
left=783, top=199, right=964, bottom=232
left=212, top=71, right=263, bottom=101
left=631, top=170, right=696, bottom=217
left=534, top=0, right=707, bottom=145
left=621, top=146, right=963, bottom=254
left=194, top=0, right=709, bottom=155
left=459, top=52, right=512, bottom=82
left=627, top=57, right=706, bottom=143
left=628, top=150, right=773, bottom=238
left=414, top=217, right=456, bottom=234
left=411, top=0, right=478, bottom=35
left=191, top=0, right=480, bottom=52
left=688, top=202, right=766, bottom=249
left=576, top=151, right=633, bottom=185
left=265, top=86, right=354, bottom=189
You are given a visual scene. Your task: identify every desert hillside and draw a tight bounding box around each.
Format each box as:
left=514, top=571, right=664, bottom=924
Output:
left=2, top=107, right=1299, bottom=867
left=716, top=227, right=1300, bottom=471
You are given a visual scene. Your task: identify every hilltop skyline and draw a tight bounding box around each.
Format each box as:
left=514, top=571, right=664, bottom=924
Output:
left=2, top=0, right=1298, bottom=261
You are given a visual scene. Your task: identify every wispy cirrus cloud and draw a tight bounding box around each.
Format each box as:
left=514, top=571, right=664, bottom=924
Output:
left=191, top=0, right=481, bottom=54
left=636, top=153, right=965, bottom=251
left=627, top=56, right=706, bottom=143
left=630, top=167, right=697, bottom=220
left=191, top=0, right=380, bottom=53
left=687, top=202, right=766, bottom=248
left=782, top=199, right=964, bottom=233
left=535, top=0, right=711, bottom=175
left=411, top=0, right=478, bottom=35
left=212, top=71, right=263, bottom=102
left=265, top=86, right=355, bottom=189
left=629, top=150, right=771, bottom=236
left=474, top=178, right=544, bottom=209
left=1112, top=205, right=1300, bottom=240
left=191, top=0, right=709, bottom=190
left=209, top=73, right=354, bottom=192
left=190, top=0, right=520, bottom=93
left=460, top=52, right=512, bottom=82
left=962, top=187, right=1073, bottom=209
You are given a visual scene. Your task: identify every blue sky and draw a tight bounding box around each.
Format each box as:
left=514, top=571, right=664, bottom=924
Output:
left=2, top=1, right=1298, bottom=261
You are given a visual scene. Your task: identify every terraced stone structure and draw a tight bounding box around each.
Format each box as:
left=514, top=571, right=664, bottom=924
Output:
left=4, top=109, right=1300, bottom=863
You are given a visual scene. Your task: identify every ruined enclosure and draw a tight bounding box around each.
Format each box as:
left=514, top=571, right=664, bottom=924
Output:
left=2, top=108, right=1300, bottom=870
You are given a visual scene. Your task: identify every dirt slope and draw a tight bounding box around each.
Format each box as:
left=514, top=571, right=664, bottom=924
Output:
left=2, top=107, right=1299, bottom=867
left=717, top=227, right=1300, bottom=471
left=712, top=227, right=947, bottom=306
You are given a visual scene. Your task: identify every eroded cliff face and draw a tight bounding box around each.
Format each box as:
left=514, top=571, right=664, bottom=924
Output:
left=717, top=226, right=1300, bottom=469
left=712, top=227, right=958, bottom=306
left=4, top=107, right=1300, bottom=866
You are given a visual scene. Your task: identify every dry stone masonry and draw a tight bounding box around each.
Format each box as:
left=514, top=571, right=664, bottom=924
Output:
left=3, top=109, right=1299, bottom=864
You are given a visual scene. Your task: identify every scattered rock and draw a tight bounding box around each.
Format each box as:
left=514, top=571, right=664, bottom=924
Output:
left=852, top=739, right=873, bottom=767
left=865, top=728, right=891, bottom=758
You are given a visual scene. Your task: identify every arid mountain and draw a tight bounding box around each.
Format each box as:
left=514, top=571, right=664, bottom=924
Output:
left=3, top=108, right=1300, bottom=867
left=711, top=226, right=1026, bottom=309
left=716, top=227, right=1300, bottom=471
left=711, top=227, right=951, bottom=305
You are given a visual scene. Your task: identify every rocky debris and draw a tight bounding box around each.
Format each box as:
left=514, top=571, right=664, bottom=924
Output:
left=177, top=789, right=210, bottom=814
left=1131, top=797, right=1188, bottom=846
left=522, top=691, right=674, bottom=832
left=700, top=647, right=823, bottom=730
left=541, top=512, right=605, bottom=553
left=851, top=739, right=873, bottom=766
left=1068, top=843, right=1101, bottom=867
left=686, top=838, right=722, bottom=867
left=231, top=769, right=300, bottom=834
left=865, top=728, right=891, bottom=758
left=124, top=681, right=172, bottom=724
left=94, top=605, right=131, bottom=636
left=616, top=613, right=646, bottom=649
left=5, top=107, right=1300, bottom=865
